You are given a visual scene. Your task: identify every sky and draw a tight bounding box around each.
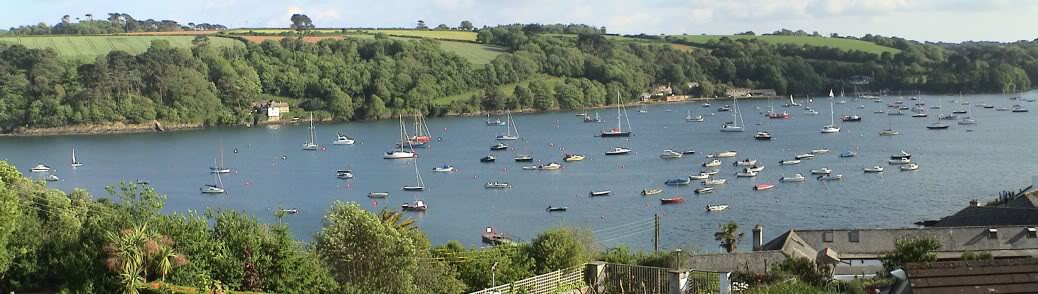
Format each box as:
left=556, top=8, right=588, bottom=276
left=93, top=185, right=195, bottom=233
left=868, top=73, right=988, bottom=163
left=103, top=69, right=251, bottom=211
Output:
left=3, top=0, right=1037, bottom=43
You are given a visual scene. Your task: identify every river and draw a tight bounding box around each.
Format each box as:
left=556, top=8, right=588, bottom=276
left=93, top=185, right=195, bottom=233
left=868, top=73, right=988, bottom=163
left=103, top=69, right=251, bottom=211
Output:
left=2, top=91, right=1035, bottom=252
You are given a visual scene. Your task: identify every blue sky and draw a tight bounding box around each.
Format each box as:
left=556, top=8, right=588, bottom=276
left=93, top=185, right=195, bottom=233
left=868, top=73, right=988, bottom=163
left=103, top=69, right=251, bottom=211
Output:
left=5, top=0, right=1037, bottom=42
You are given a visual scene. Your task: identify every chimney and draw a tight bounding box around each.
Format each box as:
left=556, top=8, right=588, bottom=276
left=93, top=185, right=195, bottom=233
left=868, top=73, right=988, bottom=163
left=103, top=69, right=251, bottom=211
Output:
left=752, top=224, right=764, bottom=251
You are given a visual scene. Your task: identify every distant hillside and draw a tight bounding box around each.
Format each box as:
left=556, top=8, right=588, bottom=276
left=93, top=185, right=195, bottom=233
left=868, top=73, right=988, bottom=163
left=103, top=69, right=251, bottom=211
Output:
left=0, top=35, right=244, bottom=62
left=668, top=34, right=900, bottom=55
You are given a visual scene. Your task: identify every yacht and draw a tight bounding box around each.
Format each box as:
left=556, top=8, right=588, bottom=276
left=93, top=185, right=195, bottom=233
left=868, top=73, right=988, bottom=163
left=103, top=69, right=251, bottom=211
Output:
left=689, top=173, right=710, bottom=180
left=754, top=131, right=772, bottom=140
left=889, top=158, right=912, bottom=165
left=563, top=154, right=585, bottom=162
left=780, top=174, right=806, bottom=182
left=600, top=91, right=633, bottom=137
left=200, top=172, right=226, bottom=194
left=821, top=91, right=840, bottom=133
left=70, top=149, right=83, bottom=167
left=927, top=122, right=949, bottom=130
left=401, top=200, right=428, bottom=212
left=703, top=160, right=722, bottom=167
left=864, top=166, right=884, bottom=173
left=659, top=149, right=683, bottom=159
left=779, top=159, right=801, bottom=165
left=1012, top=105, right=1029, bottom=112
left=810, top=168, right=832, bottom=175
left=720, top=96, right=745, bottom=132
left=385, top=117, right=417, bottom=159
left=900, top=163, right=920, bottom=171
left=605, top=147, right=632, bottom=155
left=490, top=143, right=509, bottom=151
left=302, top=113, right=319, bottom=150
left=496, top=111, right=520, bottom=140
left=30, top=164, right=51, bottom=173
left=333, top=133, right=356, bottom=145
left=432, top=165, right=455, bottom=172
left=584, top=111, right=602, bottom=123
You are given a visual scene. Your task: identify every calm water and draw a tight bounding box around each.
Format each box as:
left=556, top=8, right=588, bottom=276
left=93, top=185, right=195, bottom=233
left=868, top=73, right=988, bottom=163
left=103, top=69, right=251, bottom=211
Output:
left=3, top=91, right=1037, bottom=252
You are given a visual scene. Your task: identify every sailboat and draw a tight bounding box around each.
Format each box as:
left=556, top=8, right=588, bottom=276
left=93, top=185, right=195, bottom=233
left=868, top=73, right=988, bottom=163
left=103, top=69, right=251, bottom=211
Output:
left=584, top=111, right=601, bottom=123
left=496, top=111, right=520, bottom=140
left=600, top=90, right=633, bottom=137
left=302, top=113, right=319, bottom=150
left=402, top=149, right=426, bottom=191
left=952, top=92, right=968, bottom=114
left=410, top=111, right=433, bottom=144
left=210, top=145, right=231, bottom=173
left=788, top=94, right=801, bottom=107
left=720, top=95, right=745, bottom=132
left=200, top=160, right=226, bottom=194
left=384, top=117, right=417, bottom=159
left=70, top=149, right=83, bottom=167
left=637, top=104, right=648, bottom=113
left=485, top=113, right=505, bottom=126
left=767, top=96, right=789, bottom=119
left=880, top=114, right=899, bottom=136
left=821, top=90, right=840, bottom=134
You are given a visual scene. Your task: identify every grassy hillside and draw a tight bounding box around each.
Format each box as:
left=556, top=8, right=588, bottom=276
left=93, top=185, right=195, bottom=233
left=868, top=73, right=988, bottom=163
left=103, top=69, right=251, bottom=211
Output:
left=436, top=41, right=506, bottom=65
left=359, top=29, right=477, bottom=41
left=668, top=35, right=899, bottom=54
left=0, top=35, right=244, bottom=62
left=225, top=28, right=342, bottom=34
left=433, top=75, right=563, bottom=105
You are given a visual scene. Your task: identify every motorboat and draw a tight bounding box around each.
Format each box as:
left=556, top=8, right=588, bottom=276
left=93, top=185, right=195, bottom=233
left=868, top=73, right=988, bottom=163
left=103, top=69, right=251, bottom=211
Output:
left=563, top=154, right=585, bottom=162
left=767, top=111, right=790, bottom=119
left=641, top=189, right=663, bottom=196
left=30, top=164, right=51, bottom=173
left=401, top=200, right=428, bottom=212
left=660, top=197, right=686, bottom=204
left=432, top=165, right=455, bottom=172
left=481, top=227, right=513, bottom=245
left=333, top=133, right=356, bottom=145
left=703, top=178, right=728, bottom=185
left=689, top=173, right=710, bottom=180
left=889, top=158, right=912, bottom=165
left=279, top=208, right=299, bottom=214
left=938, top=114, right=958, bottom=120
left=521, top=166, right=539, bottom=170
left=546, top=206, right=568, bottom=212
left=717, top=106, right=732, bottom=112
left=912, top=113, right=928, bottom=118
left=210, top=167, right=231, bottom=174
left=490, top=143, right=509, bottom=151
left=891, top=150, right=912, bottom=160
left=694, top=187, right=714, bottom=194
left=821, top=125, right=840, bottom=133
left=794, top=153, right=815, bottom=160
left=589, top=190, right=612, bottom=197
left=735, top=171, right=758, bottom=177
left=538, top=162, right=562, bottom=170
left=734, top=159, right=757, bottom=166
left=880, top=129, right=900, bottom=136
left=682, top=150, right=697, bottom=155
left=720, top=123, right=743, bottom=132
left=927, top=123, right=949, bottom=130
left=715, top=151, right=738, bottom=158
left=665, top=178, right=692, bottom=186
left=484, top=182, right=512, bottom=189
left=514, top=155, right=534, bottom=162
left=997, top=107, right=1011, bottom=111
left=874, top=110, right=886, bottom=114
left=811, top=149, right=830, bottom=154
left=659, top=149, right=683, bottom=159
left=367, top=192, right=389, bottom=198
left=958, top=117, right=976, bottom=125
left=817, top=174, right=843, bottom=181
left=900, top=163, right=920, bottom=171
left=605, top=147, right=632, bottom=155
left=480, top=155, right=496, bottom=162
left=841, top=115, right=862, bottom=122
left=754, top=131, right=772, bottom=140
left=888, top=110, right=905, bottom=116
left=805, top=108, right=819, bottom=115
left=45, top=174, right=59, bottom=182
left=864, top=166, right=884, bottom=173
left=706, top=204, right=729, bottom=212
left=753, top=183, right=775, bottom=191
left=746, top=165, right=764, bottom=173
left=839, top=151, right=857, bottom=158
left=1013, top=105, right=1030, bottom=112
left=687, top=115, right=704, bottom=122
left=402, top=185, right=425, bottom=192
left=702, top=102, right=711, bottom=107
left=336, top=170, right=354, bottom=179
left=810, top=168, right=832, bottom=175
left=780, top=174, right=806, bottom=182
left=384, top=150, right=416, bottom=159
left=779, top=159, right=801, bottom=165
left=584, top=112, right=602, bottom=123
left=703, top=160, right=722, bottom=167
left=701, top=169, right=720, bottom=175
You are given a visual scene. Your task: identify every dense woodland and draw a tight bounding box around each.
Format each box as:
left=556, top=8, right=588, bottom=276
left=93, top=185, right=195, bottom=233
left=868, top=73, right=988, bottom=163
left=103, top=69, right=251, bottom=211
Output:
left=0, top=22, right=1036, bottom=132
left=5, top=13, right=226, bottom=35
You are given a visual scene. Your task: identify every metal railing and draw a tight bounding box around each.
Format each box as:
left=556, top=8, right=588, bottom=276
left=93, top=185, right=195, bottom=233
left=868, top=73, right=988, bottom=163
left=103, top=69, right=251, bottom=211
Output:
left=603, top=263, right=671, bottom=294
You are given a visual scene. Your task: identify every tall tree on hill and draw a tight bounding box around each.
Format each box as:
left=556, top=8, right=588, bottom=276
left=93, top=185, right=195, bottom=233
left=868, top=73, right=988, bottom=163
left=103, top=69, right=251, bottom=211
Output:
left=416, top=20, right=427, bottom=29
left=289, top=14, right=313, bottom=31
left=436, top=24, right=448, bottom=30
left=460, top=20, right=473, bottom=30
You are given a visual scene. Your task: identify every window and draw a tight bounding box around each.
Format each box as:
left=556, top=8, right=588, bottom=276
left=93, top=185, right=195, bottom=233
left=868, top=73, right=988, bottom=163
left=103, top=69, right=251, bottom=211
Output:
left=823, top=231, right=834, bottom=242
left=1027, top=227, right=1037, bottom=238
left=987, top=228, right=998, bottom=239
left=849, top=230, right=860, bottom=243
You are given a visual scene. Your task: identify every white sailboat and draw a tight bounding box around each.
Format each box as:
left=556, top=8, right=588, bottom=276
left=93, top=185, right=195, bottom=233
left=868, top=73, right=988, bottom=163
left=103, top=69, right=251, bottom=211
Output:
left=403, top=149, right=426, bottom=191
left=210, top=145, right=231, bottom=173
left=720, top=95, right=744, bottom=132
left=496, top=111, right=520, bottom=140
left=600, top=90, right=633, bottom=137
left=880, top=114, right=899, bottom=136
left=201, top=160, right=226, bottom=194
left=70, top=149, right=83, bottom=167
left=384, top=117, right=417, bottom=159
left=821, top=89, right=840, bottom=134
left=302, top=113, right=319, bottom=150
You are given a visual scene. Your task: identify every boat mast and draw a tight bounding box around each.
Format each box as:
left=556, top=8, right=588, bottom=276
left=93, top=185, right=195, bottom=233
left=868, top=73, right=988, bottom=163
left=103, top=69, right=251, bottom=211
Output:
left=308, top=113, right=316, bottom=145
left=616, top=91, right=622, bottom=131
left=72, top=149, right=77, bottom=163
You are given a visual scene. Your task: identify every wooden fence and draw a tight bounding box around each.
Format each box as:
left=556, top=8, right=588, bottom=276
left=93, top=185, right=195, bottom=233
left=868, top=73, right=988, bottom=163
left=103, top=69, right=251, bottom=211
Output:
left=469, top=266, right=584, bottom=294
left=602, top=263, right=671, bottom=293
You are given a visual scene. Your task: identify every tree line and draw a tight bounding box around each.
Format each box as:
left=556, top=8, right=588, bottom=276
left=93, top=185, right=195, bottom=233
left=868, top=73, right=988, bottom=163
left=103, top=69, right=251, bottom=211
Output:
left=5, top=13, right=226, bottom=35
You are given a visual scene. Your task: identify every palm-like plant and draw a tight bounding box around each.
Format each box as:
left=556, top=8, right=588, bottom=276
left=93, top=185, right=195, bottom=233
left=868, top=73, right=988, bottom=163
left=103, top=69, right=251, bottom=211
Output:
left=379, top=208, right=416, bottom=232
left=104, top=224, right=186, bottom=292
left=717, top=222, right=742, bottom=253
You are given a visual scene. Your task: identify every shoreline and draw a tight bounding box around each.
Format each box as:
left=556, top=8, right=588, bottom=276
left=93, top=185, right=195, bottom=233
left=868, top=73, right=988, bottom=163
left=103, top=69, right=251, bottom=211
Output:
left=2, top=91, right=1027, bottom=136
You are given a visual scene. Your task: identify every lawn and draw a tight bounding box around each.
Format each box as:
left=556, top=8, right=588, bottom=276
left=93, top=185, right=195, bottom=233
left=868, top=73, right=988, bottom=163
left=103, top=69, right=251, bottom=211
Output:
left=0, top=35, right=244, bottom=62
left=668, top=35, right=900, bottom=55
left=432, top=75, right=563, bottom=105
left=360, top=29, right=477, bottom=42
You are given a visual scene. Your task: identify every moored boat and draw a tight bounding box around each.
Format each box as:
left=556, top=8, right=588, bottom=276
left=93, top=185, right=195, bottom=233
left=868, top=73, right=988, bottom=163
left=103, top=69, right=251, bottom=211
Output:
left=641, top=188, right=663, bottom=196
left=780, top=159, right=801, bottom=165
left=480, top=155, right=496, bottom=162
left=900, top=163, right=920, bottom=171
left=589, top=190, right=612, bottom=197
left=795, top=153, right=815, bottom=160
left=753, top=183, right=775, bottom=191
left=694, top=187, right=714, bottom=194
left=336, top=170, right=354, bottom=179
left=660, top=197, right=686, bottom=204
left=734, top=159, right=757, bottom=166
left=484, top=182, right=512, bottom=189
left=753, top=131, right=772, bottom=140
left=665, top=178, right=692, bottom=186
left=839, top=151, right=857, bottom=157
left=703, top=160, right=722, bottom=167
left=703, top=178, right=727, bottom=185
left=30, top=164, right=51, bottom=173
left=706, top=204, right=729, bottom=212
left=368, top=192, right=389, bottom=198
left=810, top=168, right=832, bottom=175
left=781, top=174, right=806, bottom=182
left=546, top=206, right=568, bottom=212
left=889, top=158, right=912, bottom=165
left=817, top=174, right=843, bottom=181
left=735, top=170, right=758, bottom=177
left=689, top=173, right=710, bottom=180
left=605, top=147, right=632, bottom=155
left=432, top=165, right=455, bottom=172
left=563, top=154, right=585, bottom=162
left=333, top=133, right=356, bottom=145
left=401, top=200, right=427, bottom=211
left=659, top=149, right=683, bottom=159
left=864, top=166, right=884, bottom=173
left=490, top=143, right=509, bottom=151
left=481, top=227, right=513, bottom=245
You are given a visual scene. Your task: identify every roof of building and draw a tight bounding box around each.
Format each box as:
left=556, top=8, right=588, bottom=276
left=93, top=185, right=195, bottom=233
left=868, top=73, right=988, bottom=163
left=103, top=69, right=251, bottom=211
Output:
left=933, top=206, right=1038, bottom=227
left=683, top=250, right=788, bottom=273
left=904, top=258, right=1038, bottom=294
left=762, top=226, right=1038, bottom=259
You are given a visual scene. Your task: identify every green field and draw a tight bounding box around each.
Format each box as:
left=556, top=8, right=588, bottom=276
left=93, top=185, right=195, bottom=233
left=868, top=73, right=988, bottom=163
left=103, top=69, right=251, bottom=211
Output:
left=361, top=29, right=477, bottom=42
left=437, top=41, right=506, bottom=65
left=668, top=35, right=899, bottom=54
left=433, top=75, right=563, bottom=105
left=0, top=35, right=244, bottom=62
left=226, top=28, right=343, bottom=34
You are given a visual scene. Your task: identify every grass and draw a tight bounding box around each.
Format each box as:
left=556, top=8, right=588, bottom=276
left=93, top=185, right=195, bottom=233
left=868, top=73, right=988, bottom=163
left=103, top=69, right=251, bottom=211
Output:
left=0, top=35, right=244, bottom=63
left=667, top=35, right=900, bottom=55
left=432, top=74, right=564, bottom=105
left=225, top=28, right=343, bottom=34
left=358, top=29, right=477, bottom=42
left=437, top=41, right=507, bottom=65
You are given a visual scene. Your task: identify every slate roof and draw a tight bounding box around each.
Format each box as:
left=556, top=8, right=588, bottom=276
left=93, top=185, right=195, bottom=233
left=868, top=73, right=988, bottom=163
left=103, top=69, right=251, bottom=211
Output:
left=904, top=258, right=1038, bottom=294
left=933, top=206, right=1038, bottom=227
left=683, top=250, right=788, bottom=273
left=763, top=226, right=1038, bottom=260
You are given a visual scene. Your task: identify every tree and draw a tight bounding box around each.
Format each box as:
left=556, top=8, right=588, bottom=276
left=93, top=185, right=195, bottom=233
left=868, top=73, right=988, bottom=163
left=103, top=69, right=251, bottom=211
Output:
left=526, top=227, right=594, bottom=273
left=62, top=15, right=71, bottom=24
left=881, top=237, right=941, bottom=271
left=191, top=35, right=209, bottom=46
left=717, top=222, right=741, bottom=253
left=460, top=20, right=474, bottom=30
left=416, top=20, right=427, bottom=29
left=289, top=14, right=313, bottom=31
left=435, top=24, right=449, bottom=30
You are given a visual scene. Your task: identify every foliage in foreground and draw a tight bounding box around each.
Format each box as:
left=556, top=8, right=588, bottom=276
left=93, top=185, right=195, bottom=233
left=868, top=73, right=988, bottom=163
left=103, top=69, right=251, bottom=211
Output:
left=880, top=237, right=941, bottom=272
